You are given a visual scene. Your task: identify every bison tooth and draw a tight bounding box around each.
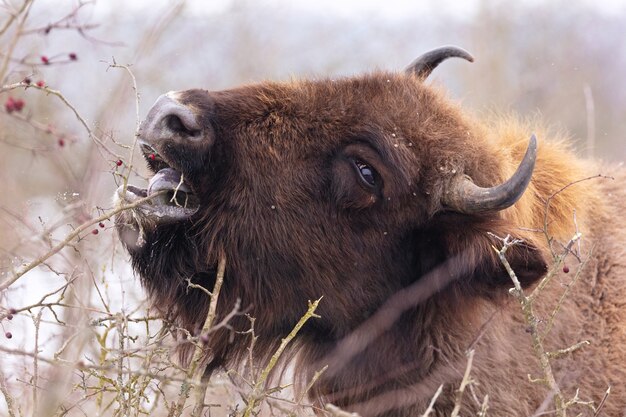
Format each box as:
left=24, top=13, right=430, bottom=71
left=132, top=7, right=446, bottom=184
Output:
left=147, top=168, right=191, bottom=196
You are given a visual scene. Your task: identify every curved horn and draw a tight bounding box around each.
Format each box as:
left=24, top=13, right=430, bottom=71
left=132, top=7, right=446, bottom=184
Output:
left=442, top=135, right=538, bottom=214
left=406, top=46, right=474, bottom=79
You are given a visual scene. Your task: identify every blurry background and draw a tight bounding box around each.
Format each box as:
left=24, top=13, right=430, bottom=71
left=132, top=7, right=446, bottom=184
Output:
left=1, top=0, right=625, bottom=415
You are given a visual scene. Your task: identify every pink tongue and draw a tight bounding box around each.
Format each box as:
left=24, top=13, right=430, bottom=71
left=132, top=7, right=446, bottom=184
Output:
left=147, top=168, right=191, bottom=196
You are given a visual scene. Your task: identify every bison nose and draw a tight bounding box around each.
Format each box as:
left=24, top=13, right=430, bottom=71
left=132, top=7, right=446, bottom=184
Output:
left=139, top=94, right=201, bottom=143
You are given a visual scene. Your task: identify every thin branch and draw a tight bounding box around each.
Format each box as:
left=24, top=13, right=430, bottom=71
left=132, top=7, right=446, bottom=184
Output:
left=540, top=246, right=594, bottom=342
left=0, top=368, right=18, bottom=417
left=1, top=82, right=120, bottom=158
left=0, top=0, right=33, bottom=82
left=419, top=384, right=444, bottom=417
left=493, top=236, right=565, bottom=416
left=32, top=308, right=44, bottom=416
left=529, top=232, right=582, bottom=304
left=541, top=175, right=611, bottom=257
left=325, top=403, right=362, bottom=417
left=242, top=298, right=322, bottom=417
left=170, top=253, right=227, bottom=417
left=106, top=60, right=142, bottom=195
left=0, top=0, right=32, bottom=37
left=546, top=341, right=590, bottom=359
left=450, top=350, right=475, bottom=417
left=593, top=387, right=611, bottom=417
left=0, top=190, right=167, bottom=292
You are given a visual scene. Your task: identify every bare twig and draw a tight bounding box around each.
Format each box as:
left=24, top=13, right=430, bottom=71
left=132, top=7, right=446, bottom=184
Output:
left=540, top=246, right=594, bottom=341
left=450, top=349, right=475, bottom=417
left=540, top=175, right=611, bottom=257
left=242, top=298, right=322, bottom=417
left=529, top=232, right=582, bottom=304
left=0, top=82, right=120, bottom=158
left=546, top=341, right=590, bottom=359
left=0, top=190, right=167, bottom=292
left=0, top=0, right=33, bottom=82
left=168, top=253, right=227, bottom=417
left=419, top=384, right=444, bottom=417
left=0, top=0, right=32, bottom=37
left=0, top=368, right=18, bottom=417
left=106, top=60, right=142, bottom=195
left=31, top=309, right=44, bottom=416
left=493, top=235, right=565, bottom=416
left=325, top=403, right=362, bottom=417
left=593, top=387, right=611, bottom=417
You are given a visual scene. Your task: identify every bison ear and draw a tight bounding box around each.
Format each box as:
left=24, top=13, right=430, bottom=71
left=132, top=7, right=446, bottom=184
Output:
left=420, top=215, right=548, bottom=293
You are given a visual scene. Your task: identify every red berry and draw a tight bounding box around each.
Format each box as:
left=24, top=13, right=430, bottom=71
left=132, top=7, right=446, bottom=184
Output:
left=23, top=77, right=31, bottom=85
left=36, top=80, right=45, bottom=87
left=13, top=99, right=24, bottom=112
left=6, top=314, right=13, bottom=320
left=99, top=222, right=105, bottom=228
left=4, top=97, right=15, bottom=113
left=91, top=229, right=99, bottom=235
left=69, top=53, right=77, bottom=61
left=41, top=56, right=49, bottom=65
left=58, top=138, right=65, bottom=147
left=116, top=160, right=123, bottom=166
left=563, top=265, right=570, bottom=274
left=149, top=153, right=156, bottom=160
left=5, top=332, right=12, bottom=339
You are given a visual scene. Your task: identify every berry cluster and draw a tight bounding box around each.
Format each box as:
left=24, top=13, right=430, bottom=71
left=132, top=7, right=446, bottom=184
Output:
left=2, top=308, right=16, bottom=339
left=4, top=97, right=25, bottom=113
left=91, top=220, right=109, bottom=236
left=39, top=53, right=78, bottom=65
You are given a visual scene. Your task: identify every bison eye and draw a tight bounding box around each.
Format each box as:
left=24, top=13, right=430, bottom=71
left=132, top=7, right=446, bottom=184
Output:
left=354, top=159, right=377, bottom=187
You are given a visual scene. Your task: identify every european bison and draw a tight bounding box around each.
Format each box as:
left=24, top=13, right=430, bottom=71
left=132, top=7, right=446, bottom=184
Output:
left=115, top=46, right=626, bottom=416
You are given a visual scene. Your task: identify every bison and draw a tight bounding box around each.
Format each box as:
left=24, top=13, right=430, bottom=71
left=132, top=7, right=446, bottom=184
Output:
left=115, top=46, right=626, bottom=416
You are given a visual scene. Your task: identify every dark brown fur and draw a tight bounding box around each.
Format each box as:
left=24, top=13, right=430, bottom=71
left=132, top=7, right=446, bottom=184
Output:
left=116, top=71, right=626, bottom=416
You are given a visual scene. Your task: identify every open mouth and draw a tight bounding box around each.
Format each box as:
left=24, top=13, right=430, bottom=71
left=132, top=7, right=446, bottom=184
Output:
left=116, top=144, right=200, bottom=221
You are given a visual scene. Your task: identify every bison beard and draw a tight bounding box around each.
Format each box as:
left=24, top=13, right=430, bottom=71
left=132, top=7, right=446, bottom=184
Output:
left=115, top=47, right=626, bottom=416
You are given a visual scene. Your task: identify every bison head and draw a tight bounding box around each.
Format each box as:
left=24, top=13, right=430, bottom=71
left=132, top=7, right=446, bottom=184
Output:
left=115, top=46, right=547, bottom=411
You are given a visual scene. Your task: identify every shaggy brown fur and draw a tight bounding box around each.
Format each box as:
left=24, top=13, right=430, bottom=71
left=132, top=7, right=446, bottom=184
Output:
left=115, top=62, right=625, bottom=416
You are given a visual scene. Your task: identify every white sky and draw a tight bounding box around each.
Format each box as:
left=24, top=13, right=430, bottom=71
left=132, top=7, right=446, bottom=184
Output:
left=97, top=0, right=626, bottom=19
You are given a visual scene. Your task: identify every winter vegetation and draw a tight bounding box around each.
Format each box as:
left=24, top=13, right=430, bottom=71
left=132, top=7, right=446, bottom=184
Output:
left=1, top=1, right=625, bottom=416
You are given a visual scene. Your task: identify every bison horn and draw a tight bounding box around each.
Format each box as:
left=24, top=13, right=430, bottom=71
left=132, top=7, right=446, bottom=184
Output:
left=406, top=46, right=474, bottom=79
left=442, top=135, right=538, bottom=214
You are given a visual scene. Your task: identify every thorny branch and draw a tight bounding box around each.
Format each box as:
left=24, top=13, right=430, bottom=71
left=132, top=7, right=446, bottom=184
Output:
left=106, top=59, right=142, bottom=195
left=0, top=0, right=33, bottom=82
left=190, top=253, right=227, bottom=417
left=540, top=174, right=612, bottom=258
left=0, top=190, right=167, bottom=292
left=492, top=232, right=607, bottom=417
left=0, top=368, right=18, bottom=417
left=325, top=403, right=362, bottom=417
left=242, top=298, right=322, bottom=417
left=1, top=82, right=120, bottom=158
left=0, top=3, right=242, bottom=417
left=168, top=253, right=227, bottom=417
left=493, top=235, right=566, bottom=416
left=450, top=349, right=475, bottom=417
left=419, top=385, right=443, bottom=417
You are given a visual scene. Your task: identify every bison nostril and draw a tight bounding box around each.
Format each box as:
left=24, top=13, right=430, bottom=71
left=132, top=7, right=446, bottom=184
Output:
left=164, top=114, right=200, bottom=137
